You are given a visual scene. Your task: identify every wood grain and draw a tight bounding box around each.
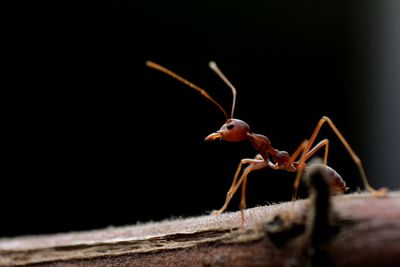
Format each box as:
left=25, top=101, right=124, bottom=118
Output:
left=0, top=192, right=399, bottom=266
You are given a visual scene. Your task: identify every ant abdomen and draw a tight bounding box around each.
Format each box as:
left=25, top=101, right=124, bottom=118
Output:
left=313, top=164, right=348, bottom=194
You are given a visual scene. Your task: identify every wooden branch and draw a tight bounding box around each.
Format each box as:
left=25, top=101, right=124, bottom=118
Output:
left=0, top=192, right=399, bottom=266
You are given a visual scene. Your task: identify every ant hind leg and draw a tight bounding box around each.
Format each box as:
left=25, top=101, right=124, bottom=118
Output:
left=295, top=116, right=388, bottom=198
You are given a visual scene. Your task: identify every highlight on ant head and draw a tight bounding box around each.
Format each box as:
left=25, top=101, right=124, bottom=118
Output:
left=205, top=118, right=250, bottom=142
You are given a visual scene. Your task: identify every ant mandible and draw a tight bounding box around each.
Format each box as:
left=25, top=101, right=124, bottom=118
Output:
left=146, top=61, right=388, bottom=221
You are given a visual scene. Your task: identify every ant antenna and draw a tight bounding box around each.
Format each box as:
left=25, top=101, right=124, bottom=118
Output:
left=146, top=61, right=229, bottom=120
left=209, top=61, right=237, bottom=119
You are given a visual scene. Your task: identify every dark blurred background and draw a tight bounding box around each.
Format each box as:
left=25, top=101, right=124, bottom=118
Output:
left=2, top=0, right=399, bottom=237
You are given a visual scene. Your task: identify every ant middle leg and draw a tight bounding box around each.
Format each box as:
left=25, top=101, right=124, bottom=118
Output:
left=291, top=139, right=330, bottom=200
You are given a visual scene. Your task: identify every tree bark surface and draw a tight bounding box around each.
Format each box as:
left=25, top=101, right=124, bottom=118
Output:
left=0, top=192, right=399, bottom=266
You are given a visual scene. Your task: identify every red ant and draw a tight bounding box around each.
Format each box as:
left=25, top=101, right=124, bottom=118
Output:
left=146, top=61, right=388, bottom=221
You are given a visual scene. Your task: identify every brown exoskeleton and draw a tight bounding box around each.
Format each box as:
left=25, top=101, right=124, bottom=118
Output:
left=146, top=61, right=388, bottom=222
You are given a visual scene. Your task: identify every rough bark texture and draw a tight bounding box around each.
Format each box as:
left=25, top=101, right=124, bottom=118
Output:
left=0, top=192, right=399, bottom=267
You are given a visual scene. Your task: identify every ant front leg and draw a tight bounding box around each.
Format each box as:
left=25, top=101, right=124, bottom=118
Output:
left=211, top=154, right=269, bottom=216
left=238, top=157, right=275, bottom=225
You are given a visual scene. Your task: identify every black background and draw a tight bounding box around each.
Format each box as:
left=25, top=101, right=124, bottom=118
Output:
left=2, top=1, right=389, bottom=237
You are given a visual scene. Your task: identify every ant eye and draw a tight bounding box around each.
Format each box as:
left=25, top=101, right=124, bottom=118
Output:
left=227, top=124, right=234, bottom=130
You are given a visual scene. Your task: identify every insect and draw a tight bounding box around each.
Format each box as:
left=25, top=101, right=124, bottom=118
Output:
left=146, top=61, right=388, bottom=221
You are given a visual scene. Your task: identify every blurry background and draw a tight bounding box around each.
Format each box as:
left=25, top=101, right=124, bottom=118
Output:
left=2, top=0, right=399, bottom=237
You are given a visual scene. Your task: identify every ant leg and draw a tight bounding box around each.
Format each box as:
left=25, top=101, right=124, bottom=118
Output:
left=239, top=161, right=268, bottom=225
left=212, top=155, right=268, bottom=215
left=291, top=139, right=330, bottom=200
left=288, top=138, right=328, bottom=168
left=240, top=173, right=248, bottom=225
left=305, top=139, right=329, bottom=165
left=288, top=139, right=309, bottom=165
left=296, top=116, right=387, bottom=197
left=212, top=155, right=265, bottom=215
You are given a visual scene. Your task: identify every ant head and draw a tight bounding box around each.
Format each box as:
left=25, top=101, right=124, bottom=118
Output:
left=146, top=61, right=246, bottom=142
left=205, top=118, right=250, bottom=142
